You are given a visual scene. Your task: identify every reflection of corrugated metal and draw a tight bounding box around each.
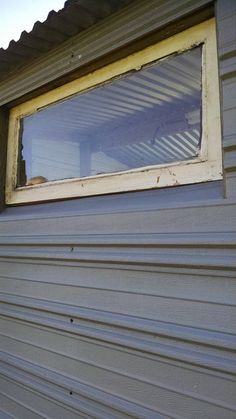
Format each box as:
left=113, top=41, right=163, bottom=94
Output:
left=22, top=47, right=201, bottom=175
left=21, top=47, right=201, bottom=179
left=0, top=0, right=133, bottom=80
left=24, top=48, right=201, bottom=129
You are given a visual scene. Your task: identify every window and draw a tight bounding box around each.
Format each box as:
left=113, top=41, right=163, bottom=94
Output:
left=6, top=19, right=222, bottom=204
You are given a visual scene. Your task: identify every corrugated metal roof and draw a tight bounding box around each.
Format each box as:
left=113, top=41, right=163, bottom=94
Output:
left=0, top=0, right=133, bottom=79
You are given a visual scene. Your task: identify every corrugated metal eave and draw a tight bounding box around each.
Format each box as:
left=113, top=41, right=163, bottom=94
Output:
left=0, top=0, right=133, bottom=82
left=0, top=0, right=213, bottom=107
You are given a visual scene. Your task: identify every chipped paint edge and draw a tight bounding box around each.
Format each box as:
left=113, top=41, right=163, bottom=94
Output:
left=5, top=19, right=222, bottom=205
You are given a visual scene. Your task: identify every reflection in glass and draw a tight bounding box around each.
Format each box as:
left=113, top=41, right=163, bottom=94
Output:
left=18, top=47, right=202, bottom=186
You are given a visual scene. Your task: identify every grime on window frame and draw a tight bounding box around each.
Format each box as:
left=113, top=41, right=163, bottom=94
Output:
left=6, top=18, right=222, bottom=205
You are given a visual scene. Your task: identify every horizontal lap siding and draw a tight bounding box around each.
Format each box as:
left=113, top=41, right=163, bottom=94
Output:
left=0, top=183, right=236, bottom=418
left=218, top=0, right=236, bottom=197
left=0, top=0, right=236, bottom=418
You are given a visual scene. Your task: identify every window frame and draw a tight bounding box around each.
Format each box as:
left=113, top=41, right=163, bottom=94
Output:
left=5, top=18, right=222, bottom=205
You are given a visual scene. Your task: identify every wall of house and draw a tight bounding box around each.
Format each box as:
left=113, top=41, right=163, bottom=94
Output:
left=0, top=1, right=235, bottom=418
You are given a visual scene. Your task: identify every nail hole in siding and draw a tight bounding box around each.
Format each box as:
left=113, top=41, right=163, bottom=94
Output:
left=70, top=318, right=74, bottom=323
left=70, top=391, right=73, bottom=395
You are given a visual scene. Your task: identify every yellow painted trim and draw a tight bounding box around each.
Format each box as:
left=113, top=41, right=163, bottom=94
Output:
left=6, top=18, right=222, bottom=205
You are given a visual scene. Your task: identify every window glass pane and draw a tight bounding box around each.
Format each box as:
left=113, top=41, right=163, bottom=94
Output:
left=18, top=46, right=202, bottom=186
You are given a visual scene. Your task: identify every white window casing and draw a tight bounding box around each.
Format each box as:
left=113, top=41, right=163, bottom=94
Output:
left=5, top=18, right=222, bottom=205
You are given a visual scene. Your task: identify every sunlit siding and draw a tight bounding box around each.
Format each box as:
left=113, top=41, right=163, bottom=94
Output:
left=0, top=0, right=236, bottom=418
left=217, top=0, right=236, bottom=198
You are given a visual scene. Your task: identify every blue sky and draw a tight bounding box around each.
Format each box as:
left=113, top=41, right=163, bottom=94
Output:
left=0, top=0, right=66, bottom=49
